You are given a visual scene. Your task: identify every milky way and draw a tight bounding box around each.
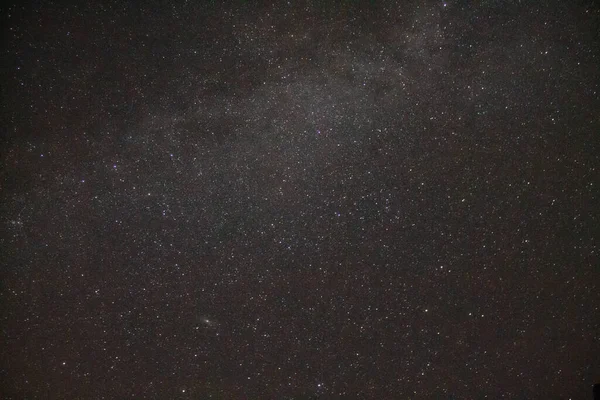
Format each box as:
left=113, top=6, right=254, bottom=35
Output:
left=1, top=1, right=599, bottom=398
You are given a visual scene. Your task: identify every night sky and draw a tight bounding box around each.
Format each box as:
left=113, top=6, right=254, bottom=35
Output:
left=1, top=0, right=599, bottom=398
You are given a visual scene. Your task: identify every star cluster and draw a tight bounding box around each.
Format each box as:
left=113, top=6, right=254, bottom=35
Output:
left=1, top=1, right=599, bottom=398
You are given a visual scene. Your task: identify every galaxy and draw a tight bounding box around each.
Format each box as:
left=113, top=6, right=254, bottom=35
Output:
left=1, top=0, right=599, bottom=398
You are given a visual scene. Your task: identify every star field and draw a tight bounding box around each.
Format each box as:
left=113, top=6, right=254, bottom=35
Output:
left=1, top=1, right=599, bottom=398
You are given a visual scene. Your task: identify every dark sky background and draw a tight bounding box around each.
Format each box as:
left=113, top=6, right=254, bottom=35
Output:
left=1, top=0, right=599, bottom=398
